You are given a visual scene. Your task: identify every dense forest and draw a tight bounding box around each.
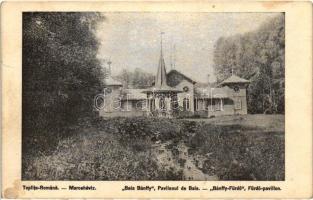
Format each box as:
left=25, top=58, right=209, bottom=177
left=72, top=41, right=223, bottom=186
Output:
left=23, top=13, right=104, bottom=137
left=213, top=14, right=285, bottom=114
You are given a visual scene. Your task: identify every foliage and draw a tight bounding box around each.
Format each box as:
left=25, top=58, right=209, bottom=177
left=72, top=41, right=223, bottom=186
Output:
left=173, top=107, right=195, bottom=118
left=22, top=13, right=105, bottom=154
left=94, top=116, right=182, bottom=142
left=213, top=14, right=285, bottom=114
left=23, top=116, right=284, bottom=181
left=190, top=124, right=285, bottom=180
left=114, top=68, right=155, bottom=89
left=23, top=130, right=182, bottom=180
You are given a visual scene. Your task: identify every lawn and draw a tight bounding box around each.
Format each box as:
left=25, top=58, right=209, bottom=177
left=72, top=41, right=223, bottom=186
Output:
left=22, top=114, right=284, bottom=181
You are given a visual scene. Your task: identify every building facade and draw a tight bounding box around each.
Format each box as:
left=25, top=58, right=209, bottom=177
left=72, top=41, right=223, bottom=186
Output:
left=99, top=44, right=250, bottom=118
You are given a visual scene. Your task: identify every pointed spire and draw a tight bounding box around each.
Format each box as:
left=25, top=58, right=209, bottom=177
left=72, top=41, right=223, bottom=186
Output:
left=155, top=32, right=168, bottom=88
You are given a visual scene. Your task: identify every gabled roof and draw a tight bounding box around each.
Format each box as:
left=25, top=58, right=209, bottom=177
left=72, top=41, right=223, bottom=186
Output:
left=220, top=75, right=250, bottom=85
left=104, top=76, right=122, bottom=86
left=167, top=69, right=196, bottom=84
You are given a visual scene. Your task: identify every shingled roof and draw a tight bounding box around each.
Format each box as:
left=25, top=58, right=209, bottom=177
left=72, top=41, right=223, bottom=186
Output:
left=220, top=75, right=250, bottom=85
left=167, top=69, right=196, bottom=84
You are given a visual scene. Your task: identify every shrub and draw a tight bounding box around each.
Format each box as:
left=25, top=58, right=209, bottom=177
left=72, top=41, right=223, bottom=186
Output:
left=174, top=108, right=194, bottom=119
left=178, top=158, right=186, bottom=167
left=194, top=110, right=208, bottom=118
left=188, top=123, right=285, bottom=181
left=23, top=116, right=284, bottom=181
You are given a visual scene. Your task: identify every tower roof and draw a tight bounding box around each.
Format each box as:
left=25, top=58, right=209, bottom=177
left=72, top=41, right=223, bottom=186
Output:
left=155, top=50, right=169, bottom=88
left=155, top=32, right=168, bottom=89
left=220, top=74, right=250, bottom=85
left=142, top=32, right=182, bottom=94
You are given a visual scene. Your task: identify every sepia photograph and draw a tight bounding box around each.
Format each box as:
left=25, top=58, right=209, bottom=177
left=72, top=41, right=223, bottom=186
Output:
left=22, top=12, right=285, bottom=181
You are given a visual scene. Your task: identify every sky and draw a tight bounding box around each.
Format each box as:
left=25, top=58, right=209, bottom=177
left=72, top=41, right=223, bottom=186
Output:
left=95, top=12, right=279, bottom=83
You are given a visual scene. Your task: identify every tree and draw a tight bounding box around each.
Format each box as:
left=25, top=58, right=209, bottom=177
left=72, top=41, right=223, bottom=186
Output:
left=115, top=68, right=154, bottom=89
left=22, top=12, right=105, bottom=133
left=213, top=14, right=285, bottom=114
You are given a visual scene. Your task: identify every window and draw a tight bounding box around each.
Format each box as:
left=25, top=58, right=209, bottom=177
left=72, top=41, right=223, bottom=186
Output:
left=195, top=99, right=205, bottom=111
left=171, top=95, right=179, bottom=110
left=204, top=100, right=209, bottom=111
left=215, top=99, right=223, bottom=111
left=135, top=100, right=143, bottom=110
left=150, top=99, right=155, bottom=111
left=195, top=99, right=199, bottom=111
left=183, top=86, right=189, bottom=92
left=235, top=98, right=242, bottom=110
left=121, top=100, right=130, bottom=111
left=183, top=98, right=190, bottom=111
left=159, top=97, right=166, bottom=110
left=234, top=86, right=240, bottom=92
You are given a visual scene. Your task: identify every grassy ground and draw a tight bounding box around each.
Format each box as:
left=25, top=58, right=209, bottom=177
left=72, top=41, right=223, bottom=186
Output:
left=187, top=114, right=284, bottom=132
left=22, top=114, right=284, bottom=180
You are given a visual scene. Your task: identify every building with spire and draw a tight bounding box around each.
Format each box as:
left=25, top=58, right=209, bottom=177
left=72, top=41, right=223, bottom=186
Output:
left=99, top=34, right=250, bottom=118
left=141, top=32, right=182, bottom=117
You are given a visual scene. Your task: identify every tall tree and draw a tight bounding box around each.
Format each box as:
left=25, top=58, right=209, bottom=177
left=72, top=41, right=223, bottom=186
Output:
left=23, top=13, right=105, bottom=133
left=213, top=14, right=285, bottom=114
left=115, top=68, right=155, bottom=89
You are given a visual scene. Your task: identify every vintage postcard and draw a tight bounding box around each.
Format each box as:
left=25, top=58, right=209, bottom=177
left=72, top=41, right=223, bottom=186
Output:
left=1, top=1, right=312, bottom=199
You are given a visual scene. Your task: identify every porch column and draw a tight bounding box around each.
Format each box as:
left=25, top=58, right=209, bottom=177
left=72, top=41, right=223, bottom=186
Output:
left=165, top=96, right=171, bottom=111
left=155, top=97, right=160, bottom=110
left=220, top=98, right=224, bottom=111
left=146, top=98, right=150, bottom=112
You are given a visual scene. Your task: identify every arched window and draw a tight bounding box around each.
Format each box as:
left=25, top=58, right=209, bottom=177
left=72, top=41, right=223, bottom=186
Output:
left=170, top=95, right=179, bottom=110
left=150, top=99, right=155, bottom=111
left=159, top=97, right=166, bottom=110
left=215, top=98, right=223, bottom=111
left=183, top=97, right=190, bottom=111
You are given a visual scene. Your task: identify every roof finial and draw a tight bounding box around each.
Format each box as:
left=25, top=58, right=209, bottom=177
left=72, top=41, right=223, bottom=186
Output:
left=160, top=32, right=164, bottom=55
left=107, top=58, right=112, bottom=76
left=170, top=42, right=176, bottom=70
left=173, top=44, right=176, bottom=70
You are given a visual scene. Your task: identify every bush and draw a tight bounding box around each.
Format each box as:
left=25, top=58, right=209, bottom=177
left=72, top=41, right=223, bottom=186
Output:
left=194, top=110, right=208, bottom=118
left=178, top=158, right=186, bottom=167
left=174, top=107, right=194, bottom=119
left=189, top=123, right=285, bottom=180
left=23, top=116, right=284, bottom=181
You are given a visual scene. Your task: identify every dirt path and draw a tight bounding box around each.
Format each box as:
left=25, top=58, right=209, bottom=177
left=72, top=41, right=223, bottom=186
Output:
left=153, top=141, right=218, bottom=181
left=183, top=157, right=217, bottom=180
